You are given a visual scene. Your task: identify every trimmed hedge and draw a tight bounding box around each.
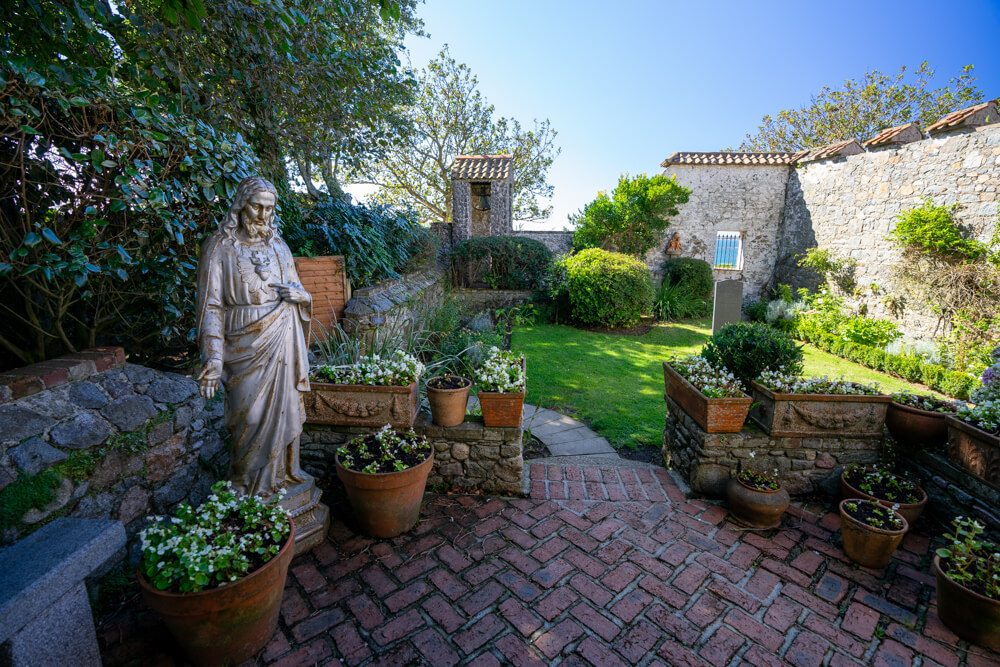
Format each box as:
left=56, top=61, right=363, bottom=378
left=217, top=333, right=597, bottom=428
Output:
left=797, top=328, right=978, bottom=399
left=450, top=236, right=553, bottom=290
left=563, top=248, right=654, bottom=327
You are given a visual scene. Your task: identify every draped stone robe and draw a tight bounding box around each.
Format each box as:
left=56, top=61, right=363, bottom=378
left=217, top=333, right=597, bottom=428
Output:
left=196, top=231, right=312, bottom=496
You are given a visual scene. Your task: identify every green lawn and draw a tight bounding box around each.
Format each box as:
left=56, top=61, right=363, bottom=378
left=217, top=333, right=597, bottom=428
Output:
left=512, top=318, right=942, bottom=451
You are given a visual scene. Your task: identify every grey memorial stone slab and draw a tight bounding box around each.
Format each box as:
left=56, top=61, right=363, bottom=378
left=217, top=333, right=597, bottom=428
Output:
left=712, top=279, right=744, bottom=334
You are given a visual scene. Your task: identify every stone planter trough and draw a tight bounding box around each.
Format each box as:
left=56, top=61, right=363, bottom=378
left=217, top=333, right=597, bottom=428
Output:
left=946, top=416, right=1000, bottom=490
left=305, top=381, right=419, bottom=427
left=749, top=381, right=890, bottom=438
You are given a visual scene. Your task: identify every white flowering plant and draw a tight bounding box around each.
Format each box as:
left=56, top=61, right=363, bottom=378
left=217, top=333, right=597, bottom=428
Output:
left=139, top=481, right=291, bottom=593
left=757, top=369, right=881, bottom=396
left=936, top=517, right=1000, bottom=601
left=669, top=355, right=746, bottom=399
left=337, top=424, right=431, bottom=474
left=476, top=347, right=526, bottom=394
left=314, top=350, right=424, bottom=386
left=890, top=390, right=961, bottom=414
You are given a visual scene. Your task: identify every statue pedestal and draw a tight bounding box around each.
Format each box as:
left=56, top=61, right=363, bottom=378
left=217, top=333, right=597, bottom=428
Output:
left=281, top=479, right=330, bottom=555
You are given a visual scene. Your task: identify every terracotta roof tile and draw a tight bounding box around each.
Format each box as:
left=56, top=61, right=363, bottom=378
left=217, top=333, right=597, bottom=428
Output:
left=451, top=155, right=513, bottom=181
left=660, top=152, right=798, bottom=167
left=797, top=138, right=865, bottom=163
left=926, top=100, right=1000, bottom=135
left=863, top=122, right=923, bottom=148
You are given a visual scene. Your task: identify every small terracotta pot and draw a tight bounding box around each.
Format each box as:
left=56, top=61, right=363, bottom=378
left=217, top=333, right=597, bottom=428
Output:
left=839, top=500, right=907, bottom=569
left=840, top=469, right=927, bottom=527
left=726, top=476, right=790, bottom=529
left=138, top=522, right=295, bottom=667
left=336, top=451, right=434, bottom=538
left=478, top=391, right=525, bottom=428
left=427, top=376, right=471, bottom=427
left=886, top=401, right=949, bottom=451
left=934, top=555, right=1000, bottom=650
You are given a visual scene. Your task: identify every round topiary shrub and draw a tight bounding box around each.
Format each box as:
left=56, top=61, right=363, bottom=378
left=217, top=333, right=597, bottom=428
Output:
left=701, top=322, right=804, bottom=390
left=661, top=257, right=714, bottom=298
left=563, top=248, right=654, bottom=327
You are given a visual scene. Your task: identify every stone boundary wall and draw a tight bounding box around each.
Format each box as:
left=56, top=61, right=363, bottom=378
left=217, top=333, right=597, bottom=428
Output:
left=452, top=288, right=533, bottom=314
left=0, top=349, right=228, bottom=558
left=904, top=451, right=1000, bottom=534
left=662, top=396, right=880, bottom=497
left=516, top=230, right=573, bottom=255
left=301, top=414, right=523, bottom=496
left=341, top=264, right=446, bottom=335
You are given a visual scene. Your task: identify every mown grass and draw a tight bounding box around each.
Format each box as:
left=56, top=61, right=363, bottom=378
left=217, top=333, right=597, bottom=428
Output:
left=512, top=319, right=943, bottom=451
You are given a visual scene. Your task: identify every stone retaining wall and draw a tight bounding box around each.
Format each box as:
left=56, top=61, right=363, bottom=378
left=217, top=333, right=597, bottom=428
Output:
left=516, top=230, right=573, bottom=255
left=904, top=451, right=1000, bottom=534
left=662, top=396, right=880, bottom=497
left=301, top=414, right=523, bottom=495
left=341, top=264, right=446, bottom=335
left=0, top=349, right=228, bottom=555
left=452, top=288, right=534, bottom=314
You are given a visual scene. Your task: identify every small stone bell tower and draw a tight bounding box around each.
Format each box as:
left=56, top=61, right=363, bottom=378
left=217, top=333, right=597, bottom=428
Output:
left=449, top=155, right=513, bottom=245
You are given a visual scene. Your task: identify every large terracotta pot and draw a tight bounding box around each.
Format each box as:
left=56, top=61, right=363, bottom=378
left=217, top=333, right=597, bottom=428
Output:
left=749, top=381, right=891, bottom=438
left=305, top=380, right=419, bottom=427
left=663, top=362, right=752, bottom=433
left=840, top=468, right=927, bottom=527
left=726, top=476, right=789, bottom=529
left=934, top=555, right=1000, bottom=650
left=478, top=391, right=525, bottom=428
left=886, top=401, right=949, bottom=451
left=838, top=500, right=907, bottom=569
left=946, top=416, right=1000, bottom=489
left=336, top=450, right=434, bottom=538
left=427, top=376, right=472, bottom=427
left=138, top=522, right=295, bottom=667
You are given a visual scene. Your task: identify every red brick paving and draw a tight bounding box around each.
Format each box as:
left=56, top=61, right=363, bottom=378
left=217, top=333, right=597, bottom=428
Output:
left=100, top=463, right=1000, bottom=666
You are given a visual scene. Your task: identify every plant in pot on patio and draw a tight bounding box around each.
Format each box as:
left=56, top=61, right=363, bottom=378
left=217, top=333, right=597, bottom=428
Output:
left=726, top=452, right=789, bottom=529
left=307, top=350, right=424, bottom=427
left=663, top=354, right=751, bottom=433
left=137, top=482, right=294, bottom=666
left=336, top=425, right=433, bottom=538
left=887, top=390, right=961, bottom=452
left=476, top=347, right=526, bottom=428
left=840, top=464, right=927, bottom=526
left=426, top=374, right=472, bottom=427
left=948, top=352, right=1000, bottom=487
left=838, top=498, right=908, bottom=569
left=934, top=516, right=1000, bottom=649
left=751, top=370, right=890, bottom=438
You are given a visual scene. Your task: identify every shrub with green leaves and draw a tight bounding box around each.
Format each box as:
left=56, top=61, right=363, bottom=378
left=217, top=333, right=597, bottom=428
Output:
left=890, top=200, right=986, bottom=261
left=701, top=322, right=804, bottom=391
left=562, top=249, right=654, bottom=328
left=653, top=282, right=710, bottom=321
left=449, top=236, right=553, bottom=290
left=661, top=258, right=714, bottom=298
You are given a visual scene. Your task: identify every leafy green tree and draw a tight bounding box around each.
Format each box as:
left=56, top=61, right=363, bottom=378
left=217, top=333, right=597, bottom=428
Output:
left=571, top=173, right=691, bottom=257
left=358, top=46, right=560, bottom=224
left=740, top=63, right=983, bottom=151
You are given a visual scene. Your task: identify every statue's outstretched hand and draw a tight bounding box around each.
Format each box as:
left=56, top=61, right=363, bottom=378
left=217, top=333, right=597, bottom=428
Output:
left=198, top=360, right=223, bottom=399
left=271, top=282, right=310, bottom=304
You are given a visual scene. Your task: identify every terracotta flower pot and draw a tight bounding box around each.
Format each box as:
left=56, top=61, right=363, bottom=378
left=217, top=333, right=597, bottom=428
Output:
left=886, top=401, right=949, bottom=451
left=336, top=450, right=434, bottom=538
left=478, top=391, right=525, bottom=428
left=663, top=362, right=752, bottom=433
left=138, top=522, right=295, bottom=667
left=840, top=468, right=927, bottom=527
left=726, top=476, right=790, bottom=529
left=838, top=500, right=907, bottom=569
left=427, top=375, right=472, bottom=427
left=934, top=555, right=1000, bottom=650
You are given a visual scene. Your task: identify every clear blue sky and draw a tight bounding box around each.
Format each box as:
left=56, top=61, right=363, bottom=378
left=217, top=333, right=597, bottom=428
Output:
left=387, top=0, right=1000, bottom=230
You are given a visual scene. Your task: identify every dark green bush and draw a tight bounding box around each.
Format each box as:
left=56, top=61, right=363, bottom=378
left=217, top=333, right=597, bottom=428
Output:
left=744, top=298, right=768, bottom=323
left=282, top=198, right=435, bottom=287
left=653, top=282, right=710, bottom=321
left=661, top=257, right=714, bottom=298
left=450, top=236, right=553, bottom=290
left=562, top=249, right=654, bottom=327
left=702, top=322, right=804, bottom=391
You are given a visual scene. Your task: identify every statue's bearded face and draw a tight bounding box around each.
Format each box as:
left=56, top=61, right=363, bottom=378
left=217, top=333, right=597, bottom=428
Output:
left=240, top=190, right=277, bottom=241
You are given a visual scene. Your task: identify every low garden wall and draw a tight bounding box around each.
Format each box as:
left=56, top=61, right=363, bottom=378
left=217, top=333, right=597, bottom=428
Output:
left=452, top=287, right=533, bottom=314
left=341, top=264, right=445, bottom=334
left=301, top=414, right=523, bottom=495
left=662, top=396, right=880, bottom=497
left=904, top=452, right=1000, bottom=533
left=0, top=348, right=228, bottom=557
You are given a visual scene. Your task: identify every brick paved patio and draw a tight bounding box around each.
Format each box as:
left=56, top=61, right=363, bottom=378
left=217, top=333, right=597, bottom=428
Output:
left=101, top=463, right=1000, bottom=666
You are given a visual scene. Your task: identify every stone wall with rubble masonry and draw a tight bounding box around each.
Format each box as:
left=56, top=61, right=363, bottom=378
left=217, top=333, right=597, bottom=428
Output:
left=662, top=397, right=880, bottom=498
left=340, top=264, right=446, bottom=337
left=301, top=414, right=524, bottom=496
left=0, top=347, right=229, bottom=558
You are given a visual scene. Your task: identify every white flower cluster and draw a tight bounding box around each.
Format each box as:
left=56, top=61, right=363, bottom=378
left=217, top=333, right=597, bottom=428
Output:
left=669, top=355, right=745, bottom=399
left=138, top=481, right=291, bottom=593
left=316, top=350, right=424, bottom=387
left=476, top=347, right=526, bottom=394
left=758, top=369, right=881, bottom=396
left=891, top=390, right=960, bottom=414
left=337, top=424, right=430, bottom=474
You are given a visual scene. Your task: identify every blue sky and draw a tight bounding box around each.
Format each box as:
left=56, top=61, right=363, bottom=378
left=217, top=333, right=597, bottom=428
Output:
left=370, top=0, right=1000, bottom=230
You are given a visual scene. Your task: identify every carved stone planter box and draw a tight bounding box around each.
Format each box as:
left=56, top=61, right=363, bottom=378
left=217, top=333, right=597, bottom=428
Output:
left=946, top=416, right=1000, bottom=490
left=749, top=381, right=890, bottom=438
left=663, top=362, right=751, bottom=433
left=305, top=381, right=419, bottom=427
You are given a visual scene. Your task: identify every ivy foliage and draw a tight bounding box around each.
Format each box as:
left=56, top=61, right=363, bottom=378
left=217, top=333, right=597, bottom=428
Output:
left=560, top=249, right=654, bottom=328
left=449, top=236, right=553, bottom=290
left=571, top=173, right=691, bottom=258
left=889, top=200, right=988, bottom=261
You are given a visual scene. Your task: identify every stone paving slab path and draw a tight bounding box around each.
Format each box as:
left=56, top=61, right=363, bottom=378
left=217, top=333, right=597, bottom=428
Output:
left=521, top=404, right=617, bottom=458
left=101, top=463, right=1000, bottom=666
